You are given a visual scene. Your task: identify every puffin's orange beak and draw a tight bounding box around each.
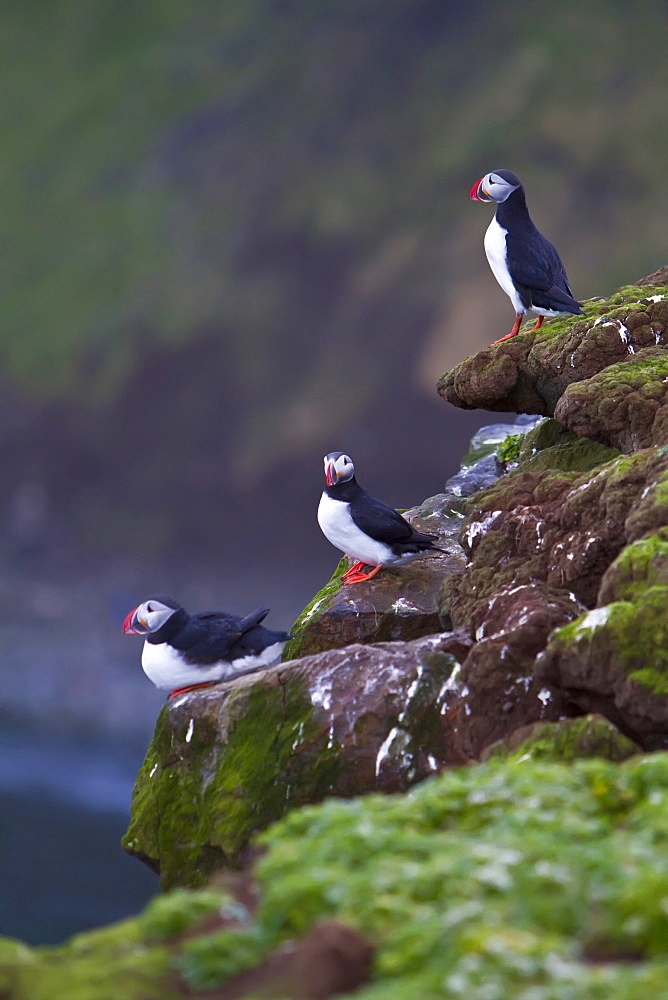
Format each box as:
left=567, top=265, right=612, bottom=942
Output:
left=325, top=461, right=337, bottom=487
left=470, top=177, right=492, bottom=202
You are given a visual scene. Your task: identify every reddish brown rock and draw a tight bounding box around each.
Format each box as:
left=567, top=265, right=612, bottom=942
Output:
left=451, top=583, right=582, bottom=757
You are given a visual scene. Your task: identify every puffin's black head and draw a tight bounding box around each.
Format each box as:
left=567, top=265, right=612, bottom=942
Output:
left=123, top=595, right=183, bottom=636
left=470, top=169, right=522, bottom=204
left=323, top=451, right=355, bottom=487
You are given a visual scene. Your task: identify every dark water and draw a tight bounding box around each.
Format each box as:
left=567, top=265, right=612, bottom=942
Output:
left=0, top=722, right=157, bottom=945
left=0, top=790, right=157, bottom=945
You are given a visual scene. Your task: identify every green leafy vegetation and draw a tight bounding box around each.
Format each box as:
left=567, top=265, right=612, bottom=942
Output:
left=497, top=433, right=523, bottom=464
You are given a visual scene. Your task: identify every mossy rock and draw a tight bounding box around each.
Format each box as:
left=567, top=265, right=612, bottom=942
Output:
left=539, top=593, right=668, bottom=748
left=9, top=754, right=668, bottom=998
left=123, top=633, right=469, bottom=889
left=438, top=283, right=668, bottom=417
left=555, top=349, right=668, bottom=453
left=481, top=714, right=640, bottom=763
left=516, top=417, right=619, bottom=473
left=0, top=917, right=177, bottom=1000
left=0, top=885, right=267, bottom=1000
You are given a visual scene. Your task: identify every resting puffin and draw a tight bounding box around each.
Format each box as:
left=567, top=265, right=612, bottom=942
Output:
left=317, top=452, right=442, bottom=585
left=470, top=168, right=583, bottom=343
left=123, top=595, right=291, bottom=698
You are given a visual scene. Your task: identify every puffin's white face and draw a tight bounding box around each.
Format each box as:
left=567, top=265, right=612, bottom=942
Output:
left=470, top=169, right=521, bottom=204
left=123, top=597, right=180, bottom=635
left=324, top=451, right=355, bottom=487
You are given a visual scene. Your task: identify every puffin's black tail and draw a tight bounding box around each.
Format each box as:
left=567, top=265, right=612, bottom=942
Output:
left=533, top=284, right=583, bottom=316
left=238, top=607, right=270, bottom=632
left=401, top=530, right=444, bottom=555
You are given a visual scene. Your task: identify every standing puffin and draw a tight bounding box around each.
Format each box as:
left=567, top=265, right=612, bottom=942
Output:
left=317, top=452, right=442, bottom=585
left=123, top=595, right=291, bottom=698
left=470, top=169, right=583, bottom=343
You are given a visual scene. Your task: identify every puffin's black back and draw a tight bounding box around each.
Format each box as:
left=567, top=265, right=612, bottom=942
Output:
left=497, top=186, right=582, bottom=316
left=325, top=477, right=439, bottom=550
left=162, top=606, right=290, bottom=666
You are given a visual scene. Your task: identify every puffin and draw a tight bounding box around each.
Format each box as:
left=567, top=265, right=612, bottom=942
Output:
left=317, top=452, right=442, bottom=585
left=123, top=595, right=291, bottom=698
left=470, top=168, right=583, bottom=343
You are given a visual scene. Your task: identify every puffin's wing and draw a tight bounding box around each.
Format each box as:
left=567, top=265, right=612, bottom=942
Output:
left=506, top=230, right=579, bottom=306
left=186, top=611, right=247, bottom=658
left=350, top=492, right=415, bottom=544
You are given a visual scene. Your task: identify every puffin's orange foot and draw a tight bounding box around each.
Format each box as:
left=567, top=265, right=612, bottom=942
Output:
left=342, top=564, right=383, bottom=585
left=491, top=314, right=523, bottom=345
left=168, top=681, right=216, bottom=700
left=341, top=560, right=366, bottom=581
left=491, top=314, right=544, bottom=344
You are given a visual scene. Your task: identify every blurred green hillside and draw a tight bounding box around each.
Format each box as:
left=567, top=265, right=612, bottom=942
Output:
left=0, top=0, right=666, bottom=561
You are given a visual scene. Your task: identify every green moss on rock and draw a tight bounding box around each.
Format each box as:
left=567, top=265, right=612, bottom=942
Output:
left=515, top=418, right=619, bottom=474
left=243, top=755, right=668, bottom=999
left=539, top=592, right=668, bottom=747
left=139, top=887, right=239, bottom=942
left=7, top=755, right=668, bottom=998
left=123, top=677, right=341, bottom=889
left=481, top=714, right=640, bottom=763
left=176, top=926, right=269, bottom=992
left=282, top=557, right=348, bottom=660
left=1, top=917, right=177, bottom=1000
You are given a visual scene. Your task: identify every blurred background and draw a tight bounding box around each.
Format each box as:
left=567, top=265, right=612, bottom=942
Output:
left=0, top=0, right=666, bottom=944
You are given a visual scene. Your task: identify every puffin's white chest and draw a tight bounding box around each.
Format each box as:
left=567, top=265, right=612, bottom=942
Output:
left=141, top=642, right=225, bottom=691
left=141, top=639, right=285, bottom=692
left=317, top=492, right=392, bottom=567
left=484, top=216, right=525, bottom=314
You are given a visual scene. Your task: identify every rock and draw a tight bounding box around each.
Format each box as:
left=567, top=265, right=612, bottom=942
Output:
left=442, top=446, right=648, bottom=627
left=436, top=272, right=668, bottom=754
left=441, top=437, right=668, bottom=749
left=449, top=582, right=583, bottom=758
left=438, top=281, right=668, bottom=416
left=538, top=604, right=668, bottom=749
left=443, top=451, right=503, bottom=498
left=0, top=914, right=178, bottom=999
left=283, top=493, right=467, bottom=660
left=9, top=755, right=668, bottom=999
left=123, top=631, right=473, bottom=889
left=554, top=350, right=668, bottom=453
left=480, top=714, right=641, bottom=763
left=208, top=920, right=373, bottom=1000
